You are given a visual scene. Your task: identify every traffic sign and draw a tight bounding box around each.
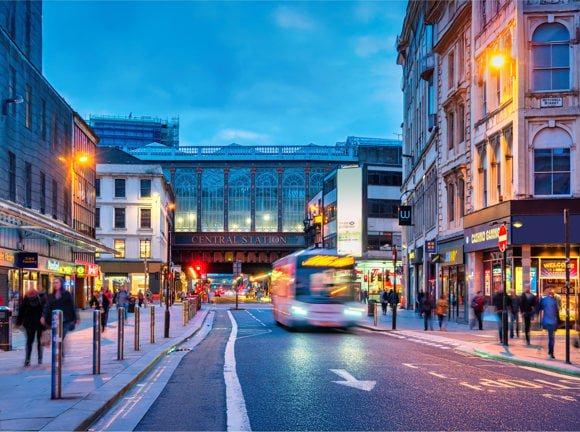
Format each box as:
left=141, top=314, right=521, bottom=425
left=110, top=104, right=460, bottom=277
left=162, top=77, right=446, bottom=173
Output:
left=498, top=224, right=507, bottom=252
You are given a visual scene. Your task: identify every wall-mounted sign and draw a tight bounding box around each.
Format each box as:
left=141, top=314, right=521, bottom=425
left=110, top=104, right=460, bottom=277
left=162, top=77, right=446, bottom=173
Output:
left=47, top=260, right=60, bottom=271
left=0, top=250, right=15, bottom=266
left=59, top=265, right=75, bottom=276
left=398, top=206, right=413, bottom=226
left=86, top=264, right=99, bottom=276
left=174, top=233, right=305, bottom=248
left=540, top=259, right=578, bottom=279
left=425, top=240, right=437, bottom=254
left=439, top=245, right=464, bottom=266
left=336, top=167, right=363, bottom=257
left=464, top=223, right=508, bottom=252
left=540, top=97, right=563, bottom=108
left=75, top=264, right=87, bottom=277
left=16, top=252, right=38, bottom=268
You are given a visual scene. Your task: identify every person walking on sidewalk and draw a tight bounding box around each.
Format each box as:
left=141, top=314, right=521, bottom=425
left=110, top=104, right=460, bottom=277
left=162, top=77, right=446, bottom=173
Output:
left=470, top=291, right=485, bottom=330
left=422, top=294, right=434, bottom=331
left=436, top=295, right=449, bottom=331
left=16, top=288, right=45, bottom=367
left=492, top=288, right=505, bottom=343
left=388, top=289, right=400, bottom=314
left=520, top=283, right=537, bottom=345
left=380, top=289, right=389, bottom=315
left=118, top=286, right=129, bottom=320
left=138, top=289, right=144, bottom=308
left=509, top=290, right=521, bottom=338
left=100, top=289, right=111, bottom=332
left=539, top=287, right=559, bottom=359
left=40, top=277, right=79, bottom=355
left=417, top=290, right=425, bottom=317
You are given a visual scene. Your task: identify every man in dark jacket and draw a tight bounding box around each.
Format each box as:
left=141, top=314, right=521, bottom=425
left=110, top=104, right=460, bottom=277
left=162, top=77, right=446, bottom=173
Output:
left=16, top=288, right=45, bottom=366
left=509, top=290, right=521, bottom=338
left=492, top=288, right=505, bottom=343
left=40, top=277, right=79, bottom=354
left=520, top=283, right=537, bottom=345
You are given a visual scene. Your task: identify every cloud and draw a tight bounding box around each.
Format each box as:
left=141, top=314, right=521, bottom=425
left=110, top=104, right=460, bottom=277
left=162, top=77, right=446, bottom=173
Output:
left=272, top=6, right=316, bottom=30
left=353, top=35, right=393, bottom=58
left=218, top=129, right=271, bottom=143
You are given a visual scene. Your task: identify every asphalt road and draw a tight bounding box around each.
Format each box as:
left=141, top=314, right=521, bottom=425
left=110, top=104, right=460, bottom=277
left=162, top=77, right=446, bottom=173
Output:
left=94, top=306, right=580, bottom=431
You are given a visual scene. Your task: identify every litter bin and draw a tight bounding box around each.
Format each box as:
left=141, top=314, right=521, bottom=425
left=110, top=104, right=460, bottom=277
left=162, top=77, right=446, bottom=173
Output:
left=367, top=299, right=377, bottom=316
left=128, top=297, right=136, bottom=313
left=0, top=306, right=13, bottom=351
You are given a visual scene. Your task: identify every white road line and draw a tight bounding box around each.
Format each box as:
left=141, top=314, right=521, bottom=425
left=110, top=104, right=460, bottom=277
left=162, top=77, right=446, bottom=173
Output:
left=519, top=366, right=580, bottom=380
left=225, top=310, right=252, bottom=432
left=428, top=372, right=448, bottom=379
left=402, top=363, right=419, bottom=369
left=246, top=310, right=267, bottom=327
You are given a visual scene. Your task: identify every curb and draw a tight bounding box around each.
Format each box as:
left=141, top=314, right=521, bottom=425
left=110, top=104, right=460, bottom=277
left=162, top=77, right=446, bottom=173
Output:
left=40, top=309, right=210, bottom=432
left=358, top=324, right=394, bottom=332
left=472, top=347, right=580, bottom=378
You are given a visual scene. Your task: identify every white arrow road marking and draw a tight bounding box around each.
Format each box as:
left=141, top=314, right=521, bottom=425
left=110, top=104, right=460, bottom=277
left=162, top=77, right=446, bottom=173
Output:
left=330, top=369, right=376, bottom=391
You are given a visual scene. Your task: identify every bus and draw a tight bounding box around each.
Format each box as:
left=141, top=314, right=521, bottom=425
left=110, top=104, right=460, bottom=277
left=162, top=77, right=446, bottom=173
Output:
left=271, top=248, right=365, bottom=329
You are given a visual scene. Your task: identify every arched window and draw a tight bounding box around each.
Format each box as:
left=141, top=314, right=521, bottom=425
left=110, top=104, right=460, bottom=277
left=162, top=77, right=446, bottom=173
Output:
left=255, top=169, right=278, bottom=232
left=308, top=169, right=325, bottom=200
left=532, top=23, right=570, bottom=91
left=228, top=169, right=251, bottom=232
left=282, top=169, right=306, bottom=232
left=533, top=127, right=571, bottom=196
left=174, top=169, right=197, bottom=232
left=201, top=169, right=224, bottom=232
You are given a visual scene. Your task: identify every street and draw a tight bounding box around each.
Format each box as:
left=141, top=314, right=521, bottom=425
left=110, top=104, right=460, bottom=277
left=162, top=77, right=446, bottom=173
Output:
left=91, top=305, right=580, bottom=431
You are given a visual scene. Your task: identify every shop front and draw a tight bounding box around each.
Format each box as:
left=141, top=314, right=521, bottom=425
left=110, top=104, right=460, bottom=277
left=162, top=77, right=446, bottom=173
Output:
left=356, top=258, right=403, bottom=303
left=99, top=261, right=163, bottom=297
left=438, top=242, right=467, bottom=323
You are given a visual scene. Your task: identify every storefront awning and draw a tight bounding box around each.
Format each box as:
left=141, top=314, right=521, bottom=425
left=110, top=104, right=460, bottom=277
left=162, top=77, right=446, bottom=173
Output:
left=0, top=199, right=118, bottom=255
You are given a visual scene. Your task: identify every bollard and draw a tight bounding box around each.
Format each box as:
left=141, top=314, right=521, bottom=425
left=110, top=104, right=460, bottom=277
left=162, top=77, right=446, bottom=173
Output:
left=51, top=310, right=63, bottom=399
left=193, top=298, right=197, bottom=317
left=150, top=305, right=155, bottom=344
left=117, top=308, right=124, bottom=360
left=93, top=309, right=101, bottom=375
left=134, top=307, right=140, bottom=351
left=373, top=302, right=378, bottom=327
left=392, top=304, right=397, bottom=330
left=182, top=301, right=187, bottom=326
left=189, top=299, right=193, bottom=320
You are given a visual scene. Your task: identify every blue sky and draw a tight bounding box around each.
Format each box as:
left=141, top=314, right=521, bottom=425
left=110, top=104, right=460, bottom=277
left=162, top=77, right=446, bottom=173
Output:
left=43, top=1, right=407, bottom=147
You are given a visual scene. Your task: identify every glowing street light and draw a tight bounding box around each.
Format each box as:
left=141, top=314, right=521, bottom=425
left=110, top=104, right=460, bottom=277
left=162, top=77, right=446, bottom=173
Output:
left=490, top=53, right=506, bottom=68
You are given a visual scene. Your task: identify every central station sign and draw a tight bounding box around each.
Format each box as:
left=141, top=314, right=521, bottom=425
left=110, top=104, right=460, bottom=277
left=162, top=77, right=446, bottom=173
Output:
left=174, top=233, right=305, bottom=248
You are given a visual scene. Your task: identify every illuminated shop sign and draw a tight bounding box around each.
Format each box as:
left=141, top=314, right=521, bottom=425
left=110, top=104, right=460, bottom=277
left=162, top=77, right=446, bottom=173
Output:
left=540, top=259, right=578, bottom=279
left=47, top=260, right=60, bottom=271
left=464, top=223, right=508, bottom=252
left=174, top=233, right=305, bottom=247
left=75, top=265, right=87, bottom=277
left=301, top=255, right=355, bottom=268
left=16, top=252, right=38, bottom=268
left=336, top=167, right=363, bottom=257
left=439, top=246, right=464, bottom=265
left=59, top=265, right=75, bottom=275
left=86, top=264, right=99, bottom=276
left=0, top=250, right=15, bottom=265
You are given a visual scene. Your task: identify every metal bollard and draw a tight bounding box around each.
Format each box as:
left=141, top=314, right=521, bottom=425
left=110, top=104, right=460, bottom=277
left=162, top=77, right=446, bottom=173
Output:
left=192, top=298, right=197, bottom=317
left=134, top=307, right=140, bottom=351
left=150, top=305, right=155, bottom=344
left=117, top=308, right=124, bottom=360
left=93, top=309, right=101, bottom=375
left=373, top=302, right=378, bottom=327
left=392, top=304, right=397, bottom=330
left=182, top=301, right=187, bottom=326
left=51, top=310, right=63, bottom=399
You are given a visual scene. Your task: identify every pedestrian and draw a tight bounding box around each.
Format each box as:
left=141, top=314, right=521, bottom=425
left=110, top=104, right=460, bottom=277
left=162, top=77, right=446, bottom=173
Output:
left=100, top=289, right=110, bottom=332
left=436, top=295, right=449, bottom=331
left=118, top=286, right=129, bottom=320
left=16, top=288, right=45, bottom=367
left=360, top=289, right=368, bottom=304
left=112, top=290, right=118, bottom=308
left=145, top=288, right=152, bottom=307
left=509, top=290, right=521, bottom=338
left=539, top=287, right=559, bottom=359
left=422, top=295, right=434, bottom=331
left=380, top=289, right=389, bottom=316
left=417, top=290, right=425, bottom=317
left=492, top=288, right=506, bottom=343
left=520, top=283, right=537, bottom=345
left=89, top=290, right=100, bottom=309
left=470, top=291, right=485, bottom=330
left=389, top=289, right=400, bottom=314
left=138, top=289, right=144, bottom=308
left=40, top=277, right=79, bottom=355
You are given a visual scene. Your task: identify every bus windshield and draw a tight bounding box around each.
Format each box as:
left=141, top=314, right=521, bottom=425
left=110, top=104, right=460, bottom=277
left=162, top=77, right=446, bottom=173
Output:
left=295, top=255, right=355, bottom=303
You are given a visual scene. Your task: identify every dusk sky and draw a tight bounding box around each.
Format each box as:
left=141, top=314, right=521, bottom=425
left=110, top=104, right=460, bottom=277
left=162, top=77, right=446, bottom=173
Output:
left=43, top=1, right=407, bottom=148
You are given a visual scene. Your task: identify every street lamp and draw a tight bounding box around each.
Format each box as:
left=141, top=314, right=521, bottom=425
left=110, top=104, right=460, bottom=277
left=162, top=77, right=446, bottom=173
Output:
left=164, top=202, right=175, bottom=338
left=490, top=53, right=506, bottom=68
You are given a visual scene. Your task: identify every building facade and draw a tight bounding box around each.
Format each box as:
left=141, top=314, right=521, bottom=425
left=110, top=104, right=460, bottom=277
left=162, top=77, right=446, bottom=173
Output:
left=95, top=155, right=174, bottom=296
left=0, top=0, right=110, bottom=312
left=398, top=0, right=580, bottom=323
left=89, top=114, right=180, bottom=148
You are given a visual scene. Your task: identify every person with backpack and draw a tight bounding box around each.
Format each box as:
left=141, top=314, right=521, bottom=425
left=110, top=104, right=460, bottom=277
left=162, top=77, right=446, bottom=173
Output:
left=380, top=289, right=389, bottom=315
left=470, top=290, right=485, bottom=330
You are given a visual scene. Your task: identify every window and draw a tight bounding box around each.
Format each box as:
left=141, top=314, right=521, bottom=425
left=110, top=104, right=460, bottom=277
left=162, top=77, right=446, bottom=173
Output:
left=41, top=99, right=46, bottom=140
left=448, top=51, right=455, bottom=90
left=482, top=81, right=487, bottom=116
left=25, top=84, right=32, bottom=129
left=139, top=239, right=151, bottom=259
left=8, top=67, right=16, bottom=116
left=174, top=169, right=197, bottom=232
left=532, top=23, right=570, bottom=91
left=367, top=171, right=403, bottom=186
left=447, top=111, right=455, bottom=151
left=458, top=179, right=465, bottom=217
left=255, top=169, right=278, bottom=232
left=95, top=179, right=101, bottom=197
left=114, top=179, right=126, bottom=198
left=140, top=208, right=152, bottom=229
left=114, top=240, right=125, bottom=258
left=481, top=0, right=487, bottom=27
left=368, top=199, right=400, bottom=219
left=228, top=169, right=251, bottom=232
left=51, top=114, right=58, bottom=152
left=95, top=207, right=100, bottom=228
left=534, top=148, right=570, bottom=195
left=447, top=184, right=455, bottom=224
left=201, top=169, right=224, bottom=232
left=114, top=208, right=126, bottom=229
left=478, top=146, right=488, bottom=208
left=496, top=69, right=501, bottom=106
left=282, top=169, right=305, bottom=232
left=40, top=172, right=46, bottom=214
left=64, top=186, right=70, bottom=224
left=8, top=152, right=16, bottom=201
left=25, top=162, right=32, bottom=208
left=458, top=36, right=465, bottom=80
left=52, top=179, right=58, bottom=219
left=140, top=179, right=152, bottom=198
left=458, top=104, right=465, bottom=143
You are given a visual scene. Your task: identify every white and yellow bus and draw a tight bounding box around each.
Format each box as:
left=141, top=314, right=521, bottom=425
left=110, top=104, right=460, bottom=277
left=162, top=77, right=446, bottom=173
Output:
left=271, top=249, right=365, bottom=329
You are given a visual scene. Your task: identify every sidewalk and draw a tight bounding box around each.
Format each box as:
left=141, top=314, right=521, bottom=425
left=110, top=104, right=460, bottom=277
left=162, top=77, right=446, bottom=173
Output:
left=0, top=304, right=209, bottom=432
left=361, top=307, right=580, bottom=377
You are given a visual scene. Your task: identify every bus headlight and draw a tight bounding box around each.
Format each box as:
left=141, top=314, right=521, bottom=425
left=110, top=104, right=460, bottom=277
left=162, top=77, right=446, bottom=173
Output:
left=344, top=307, right=365, bottom=317
left=291, top=306, right=308, bottom=317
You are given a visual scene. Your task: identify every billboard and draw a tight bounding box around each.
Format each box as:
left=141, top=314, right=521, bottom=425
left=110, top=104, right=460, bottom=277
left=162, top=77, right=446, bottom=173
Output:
left=336, top=167, right=363, bottom=257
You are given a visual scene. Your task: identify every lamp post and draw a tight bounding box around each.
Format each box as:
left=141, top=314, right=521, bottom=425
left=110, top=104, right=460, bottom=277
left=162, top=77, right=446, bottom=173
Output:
left=164, top=202, right=175, bottom=338
left=564, top=209, right=571, bottom=364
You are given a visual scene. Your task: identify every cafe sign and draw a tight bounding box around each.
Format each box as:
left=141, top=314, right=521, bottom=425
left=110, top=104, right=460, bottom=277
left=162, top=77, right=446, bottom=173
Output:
left=59, top=265, right=75, bottom=276
left=75, top=264, right=87, bottom=277
left=540, top=259, right=578, bottom=279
